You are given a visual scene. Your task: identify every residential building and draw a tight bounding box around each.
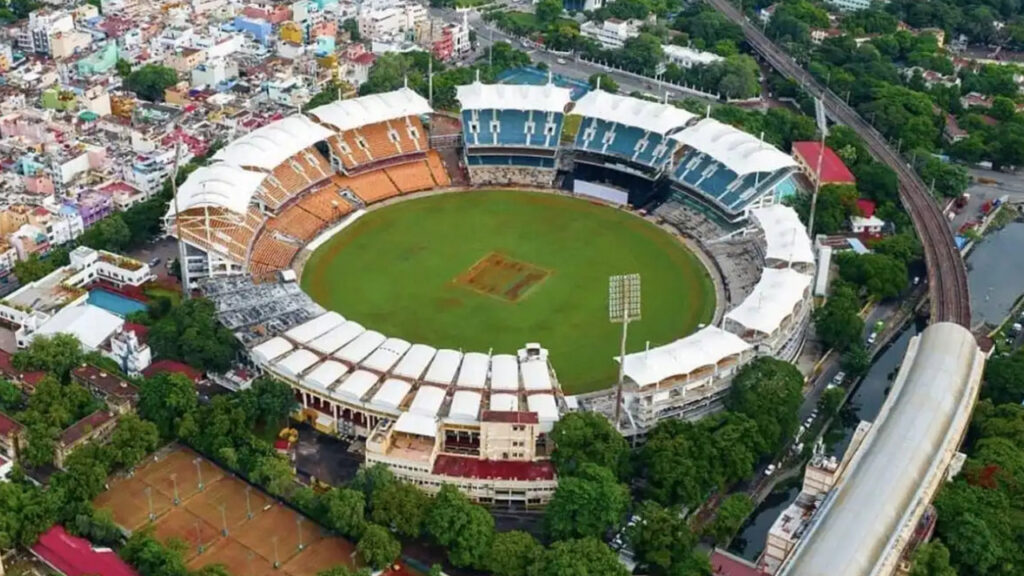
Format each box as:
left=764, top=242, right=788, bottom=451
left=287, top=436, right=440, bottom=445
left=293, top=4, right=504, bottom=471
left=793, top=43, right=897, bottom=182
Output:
left=662, top=44, right=724, bottom=68
left=579, top=18, right=639, bottom=50
left=358, top=3, right=426, bottom=40
left=824, top=0, right=875, bottom=11
left=55, top=409, right=117, bottom=468
left=165, top=47, right=206, bottom=74
left=19, top=10, right=75, bottom=55
left=791, top=141, right=856, bottom=188
left=32, top=526, right=139, bottom=576
left=72, top=364, right=141, bottom=414
left=0, top=411, right=25, bottom=461
left=564, top=0, right=604, bottom=11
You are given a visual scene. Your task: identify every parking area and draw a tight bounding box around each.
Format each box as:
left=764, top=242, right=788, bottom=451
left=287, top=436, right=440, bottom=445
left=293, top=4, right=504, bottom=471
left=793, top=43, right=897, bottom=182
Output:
left=292, top=423, right=363, bottom=486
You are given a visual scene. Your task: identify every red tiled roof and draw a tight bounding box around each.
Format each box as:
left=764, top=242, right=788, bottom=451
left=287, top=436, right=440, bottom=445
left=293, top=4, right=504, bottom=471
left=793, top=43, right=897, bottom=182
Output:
left=432, top=455, right=556, bottom=481
left=791, top=141, right=856, bottom=185
left=60, top=410, right=114, bottom=447
left=710, top=550, right=768, bottom=576
left=0, top=410, right=23, bottom=436
left=857, top=199, right=876, bottom=218
left=72, top=364, right=138, bottom=402
left=0, top=349, right=47, bottom=389
left=141, top=359, right=203, bottom=383
left=481, top=411, right=539, bottom=424
left=31, top=526, right=139, bottom=576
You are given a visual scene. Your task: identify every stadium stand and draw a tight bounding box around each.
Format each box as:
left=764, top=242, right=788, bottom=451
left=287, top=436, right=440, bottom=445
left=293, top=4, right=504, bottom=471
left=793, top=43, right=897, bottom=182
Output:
left=297, top=184, right=355, bottom=223
left=426, top=150, right=452, bottom=187
left=668, top=118, right=798, bottom=222
left=309, top=88, right=433, bottom=171
left=570, top=90, right=695, bottom=171
left=265, top=204, right=325, bottom=243
left=250, top=232, right=300, bottom=274
left=385, top=160, right=438, bottom=194
left=457, top=81, right=572, bottom=150
left=199, top=276, right=325, bottom=346
left=339, top=170, right=401, bottom=204
left=214, top=115, right=335, bottom=171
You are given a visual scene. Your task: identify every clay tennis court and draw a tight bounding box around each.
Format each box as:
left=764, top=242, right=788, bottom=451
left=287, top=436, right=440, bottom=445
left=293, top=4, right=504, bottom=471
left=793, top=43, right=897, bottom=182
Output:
left=96, top=446, right=358, bottom=575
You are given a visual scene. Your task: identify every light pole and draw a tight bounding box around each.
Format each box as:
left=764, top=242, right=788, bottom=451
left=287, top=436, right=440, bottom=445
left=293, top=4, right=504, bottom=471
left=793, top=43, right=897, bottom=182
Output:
left=219, top=504, right=229, bottom=537
left=296, top=516, right=305, bottom=551
left=245, top=486, right=253, bottom=519
left=145, top=486, right=155, bottom=521
left=194, top=457, right=204, bottom=491
left=609, top=274, right=641, bottom=430
left=170, top=473, right=180, bottom=506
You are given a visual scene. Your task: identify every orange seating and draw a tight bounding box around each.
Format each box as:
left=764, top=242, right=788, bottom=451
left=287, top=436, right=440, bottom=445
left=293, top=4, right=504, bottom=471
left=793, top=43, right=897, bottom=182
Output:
left=426, top=150, right=450, bottom=187
left=328, top=117, right=431, bottom=171
left=360, top=122, right=403, bottom=159
left=266, top=204, right=325, bottom=242
left=396, top=116, right=428, bottom=152
left=296, top=148, right=332, bottom=182
left=250, top=233, right=299, bottom=271
left=298, top=186, right=354, bottom=223
left=385, top=161, right=435, bottom=194
left=342, top=170, right=399, bottom=204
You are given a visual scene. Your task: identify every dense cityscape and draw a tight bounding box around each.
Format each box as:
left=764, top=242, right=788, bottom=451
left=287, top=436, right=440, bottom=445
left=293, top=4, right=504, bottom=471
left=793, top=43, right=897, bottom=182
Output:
left=0, top=0, right=1020, bottom=575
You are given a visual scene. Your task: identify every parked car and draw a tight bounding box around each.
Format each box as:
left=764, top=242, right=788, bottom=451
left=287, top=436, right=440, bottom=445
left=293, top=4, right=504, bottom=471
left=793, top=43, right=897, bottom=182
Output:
left=831, top=371, right=846, bottom=386
left=867, top=332, right=877, bottom=345
left=149, top=257, right=161, bottom=267
left=764, top=464, right=777, bottom=476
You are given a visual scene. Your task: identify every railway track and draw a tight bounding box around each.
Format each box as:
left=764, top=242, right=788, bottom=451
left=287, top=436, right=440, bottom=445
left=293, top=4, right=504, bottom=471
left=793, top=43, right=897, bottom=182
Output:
left=703, top=0, right=971, bottom=327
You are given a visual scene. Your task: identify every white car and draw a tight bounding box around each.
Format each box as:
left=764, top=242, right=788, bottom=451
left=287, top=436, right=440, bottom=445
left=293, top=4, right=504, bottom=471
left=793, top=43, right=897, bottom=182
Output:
left=867, top=332, right=878, bottom=345
left=556, top=57, right=567, bottom=64
left=831, top=371, right=846, bottom=386
left=765, top=464, right=777, bottom=476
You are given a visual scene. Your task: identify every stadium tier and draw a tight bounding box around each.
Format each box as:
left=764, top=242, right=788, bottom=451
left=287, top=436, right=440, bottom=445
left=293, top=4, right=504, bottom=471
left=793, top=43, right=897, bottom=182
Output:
left=456, top=81, right=573, bottom=171
left=570, top=89, right=696, bottom=172
left=668, top=118, right=799, bottom=222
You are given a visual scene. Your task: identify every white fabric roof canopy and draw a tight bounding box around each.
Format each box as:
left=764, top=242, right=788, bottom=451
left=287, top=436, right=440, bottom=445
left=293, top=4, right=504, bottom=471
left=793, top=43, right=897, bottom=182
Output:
left=170, top=163, right=267, bottom=216
left=309, top=87, right=432, bottom=132
left=490, top=355, right=519, bottom=391
left=251, top=336, right=294, bottom=365
left=370, top=379, right=412, bottom=412
left=618, top=326, right=753, bottom=387
left=424, top=349, right=462, bottom=385
left=275, top=349, right=319, bottom=379
left=456, top=82, right=572, bottom=113
left=362, top=338, right=411, bottom=373
left=303, top=360, right=349, bottom=392
left=213, top=115, right=334, bottom=171
left=448, top=390, right=482, bottom=421
left=751, top=206, right=815, bottom=265
left=726, top=268, right=813, bottom=334
left=309, top=321, right=365, bottom=355
left=671, top=118, right=797, bottom=176
left=571, top=90, right=696, bottom=135
left=409, top=385, right=446, bottom=417
left=457, top=352, right=489, bottom=389
left=284, top=312, right=344, bottom=344
left=392, top=344, right=437, bottom=380
left=489, top=392, right=519, bottom=412
left=394, top=412, right=437, bottom=437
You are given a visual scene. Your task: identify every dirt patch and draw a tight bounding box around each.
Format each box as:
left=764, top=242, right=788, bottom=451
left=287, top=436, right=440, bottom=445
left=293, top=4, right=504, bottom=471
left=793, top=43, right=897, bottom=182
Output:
left=453, top=252, right=550, bottom=302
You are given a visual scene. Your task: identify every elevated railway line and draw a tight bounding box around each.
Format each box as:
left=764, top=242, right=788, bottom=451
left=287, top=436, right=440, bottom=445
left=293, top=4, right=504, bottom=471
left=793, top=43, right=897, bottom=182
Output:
left=703, top=0, right=970, bottom=327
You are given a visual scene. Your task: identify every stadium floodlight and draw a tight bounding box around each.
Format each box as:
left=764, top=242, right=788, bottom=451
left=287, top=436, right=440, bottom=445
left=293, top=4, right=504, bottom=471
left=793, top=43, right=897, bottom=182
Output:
left=170, top=136, right=191, bottom=300
left=609, top=274, right=641, bottom=428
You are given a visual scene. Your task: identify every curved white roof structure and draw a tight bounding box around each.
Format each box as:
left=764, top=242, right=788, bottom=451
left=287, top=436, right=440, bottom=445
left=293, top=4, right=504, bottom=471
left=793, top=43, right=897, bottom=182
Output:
left=572, top=90, right=696, bottom=135
left=395, top=411, right=437, bottom=437
left=527, top=394, right=559, bottom=429
left=285, top=311, right=345, bottom=344
left=424, top=349, right=463, bottom=386
left=303, top=360, right=349, bottom=392
left=169, top=163, right=267, bottom=216
left=213, top=115, right=334, bottom=171
left=309, top=87, right=432, bottom=132
left=251, top=336, right=294, bottom=365
left=751, top=206, right=814, bottom=265
left=671, top=118, right=797, bottom=176
left=618, top=326, right=753, bottom=388
left=490, top=355, right=519, bottom=391
left=725, top=268, right=812, bottom=335
left=370, top=378, right=412, bottom=412
left=779, top=323, right=984, bottom=576
left=449, top=390, right=482, bottom=421
left=362, top=338, right=411, bottom=373
left=456, top=82, right=572, bottom=113
left=489, top=392, right=519, bottom=412
left=409, top=385, right=446, bottom=417
left=457, top=352, right=490, bottom=389
left=276, top=349, right=320, bottom=379
left=392, top=344, right=437, bottom=380
left=309, top=321, right=365, bottom=355
left=334, top=330, right=387, bottom=365
left=522, top=361, right=553, bottom=391
left=335, top=369, right=379, bottom=402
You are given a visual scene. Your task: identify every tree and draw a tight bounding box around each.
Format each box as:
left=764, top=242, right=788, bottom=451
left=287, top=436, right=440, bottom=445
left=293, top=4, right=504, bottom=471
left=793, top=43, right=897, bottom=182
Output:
left=550, top=412, right=628, bottom=478
left=626, top=500, right=707, bottom=576
left=704, top=493, right=753, bottom=546
left=121, top=529, right=190, bottom=576
left=138, top=372, right=198, bottom=440
left=535, top=0, right=563, bottom=26
left=792, top=184, right=860, bottom=235
left=22, top=424, right=57, bottom=468
left=247, top=377, right=297, bottom=427
left=322, top=487, right=367, bottom=539
left=545, top=463, right=629, bottom=541
left=873, top=234, right=922, bottom=266
left=910, top=540, right=957, bottom=576
left=370, top=481, right=431, bottom=539
left=813, top=283, right=865, bottom=352
left=618, top=33, right=664, bottom=74
left=818, top=386, right=846, bottom=419
left=13, top=333, right=84, bottom=383
left=250, top=455, right=294, bottom=497
left=487, top=531, right=543, bottom=576
left=0, top=379, right=22, bottom=412
left=726, top=358, right=804, bottom=455
left=840, top=343, right=871, bottom=378
left=588, top=73, right=619, bottom=93
left=426, top=485, right=494, bottom=568
left=318, top=567, right=371, bottom=576
left=351, top=464, right=396, bottom=514
left=124, top=65, right=180, bottom=102
left=357, top=524, right=401, bottom=570
left=148, top=298, right=239, bottom=373
left=78, top=215, right=131, bottom=253
left=531, top=538, right=630, bottom=576
left=982, top=350, right=1024, bottom=405
left=70, top=507, right=122, bottom=547
left=115, top=58, right=132, bottom=77
left=341, top=18, right=361, bottom=41
left=107, top=413, right=160, bottom=470
left=836, top=252, right=908, bottom=300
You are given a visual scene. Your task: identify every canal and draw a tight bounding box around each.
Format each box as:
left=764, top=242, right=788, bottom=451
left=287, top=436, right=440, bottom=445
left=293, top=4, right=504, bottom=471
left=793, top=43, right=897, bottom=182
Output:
left=727, top=222, right=1022, bottom=562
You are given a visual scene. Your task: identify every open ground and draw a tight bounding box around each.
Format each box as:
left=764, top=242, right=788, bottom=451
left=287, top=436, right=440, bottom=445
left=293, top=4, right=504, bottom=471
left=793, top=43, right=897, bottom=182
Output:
left=94, top=446, right=356, bottom=576
left=301, top=190, right=716, bottom=393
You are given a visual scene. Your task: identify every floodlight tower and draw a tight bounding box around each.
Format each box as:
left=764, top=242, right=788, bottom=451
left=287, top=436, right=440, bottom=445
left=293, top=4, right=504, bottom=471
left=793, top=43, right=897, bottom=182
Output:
left=170, top=136, right=191, bottom=300
left=807, top=97, right=830, bottom=238
left=609, top=273, right=641, bottom=429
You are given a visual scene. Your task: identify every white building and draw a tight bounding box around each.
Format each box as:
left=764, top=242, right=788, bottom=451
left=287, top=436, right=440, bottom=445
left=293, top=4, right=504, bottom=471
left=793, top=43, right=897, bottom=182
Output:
left=18, top=10, right=75, bottom=55
left=579, top=18, right=639, bottom=50
left=850, top=214, right=885, bottom=235
left=662, top=44, right=723, bottom=69
left=824, top=0, right=874, bottom=11
left=106, top=328, right=152, bottom=376
left=192, top=58, right=239, bottom=87
left=358, top=3, right=426, bottom=41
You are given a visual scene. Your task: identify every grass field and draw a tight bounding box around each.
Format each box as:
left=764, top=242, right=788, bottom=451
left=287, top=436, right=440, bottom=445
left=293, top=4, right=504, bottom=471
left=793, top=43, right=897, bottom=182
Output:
left=301, top=190, right=716, bottom=393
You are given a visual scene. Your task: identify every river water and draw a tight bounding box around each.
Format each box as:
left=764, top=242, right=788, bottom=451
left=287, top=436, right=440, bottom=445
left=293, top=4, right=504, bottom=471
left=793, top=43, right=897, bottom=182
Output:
left=728, top=223, right=1022, bottom=562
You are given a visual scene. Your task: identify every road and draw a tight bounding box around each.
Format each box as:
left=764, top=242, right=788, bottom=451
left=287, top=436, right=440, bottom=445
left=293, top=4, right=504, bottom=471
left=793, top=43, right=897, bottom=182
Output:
left=701, top=0, right=970, bottom=328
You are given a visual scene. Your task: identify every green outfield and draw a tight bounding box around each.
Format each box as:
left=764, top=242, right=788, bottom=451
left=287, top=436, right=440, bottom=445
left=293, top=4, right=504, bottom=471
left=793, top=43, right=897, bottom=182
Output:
left=301, top=190, right=716, bottom=393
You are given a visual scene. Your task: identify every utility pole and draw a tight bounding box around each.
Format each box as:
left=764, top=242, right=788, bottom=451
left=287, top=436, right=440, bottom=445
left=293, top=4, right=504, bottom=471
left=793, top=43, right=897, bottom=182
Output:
left=609, top=274, right=641, bottom=431
left=170, top=135, right=190, bottom=300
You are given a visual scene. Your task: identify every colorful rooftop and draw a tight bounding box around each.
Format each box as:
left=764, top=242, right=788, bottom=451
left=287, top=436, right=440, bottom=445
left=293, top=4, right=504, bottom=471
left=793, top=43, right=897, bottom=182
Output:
left=432, top=454, right=556, bottom=481
left=31, top=525, right=139, bottom=576
left=791, top=141, right=856, bottom=185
